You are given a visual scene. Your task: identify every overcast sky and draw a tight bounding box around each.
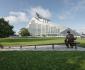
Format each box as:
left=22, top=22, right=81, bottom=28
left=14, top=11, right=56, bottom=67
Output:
left=0, top=0, right=85, bottom=33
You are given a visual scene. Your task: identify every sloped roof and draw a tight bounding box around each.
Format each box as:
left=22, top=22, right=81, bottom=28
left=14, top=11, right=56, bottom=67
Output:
left=60, top=28, right=80, bottom=36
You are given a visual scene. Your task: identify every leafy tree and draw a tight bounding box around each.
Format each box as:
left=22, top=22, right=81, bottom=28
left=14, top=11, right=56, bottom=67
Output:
left=19, top=28, right=30, bottom=36
left=0, top=18, right=14, bottom=38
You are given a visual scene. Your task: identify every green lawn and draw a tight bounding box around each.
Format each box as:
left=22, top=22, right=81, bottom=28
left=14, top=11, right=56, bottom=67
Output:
left=77, top=38, right=85, bottom=47
left=0, top=51, right=85, bottom=70
left=0, top=37, right=85, bottom=47
left=0, top=37, right=64, bottom=46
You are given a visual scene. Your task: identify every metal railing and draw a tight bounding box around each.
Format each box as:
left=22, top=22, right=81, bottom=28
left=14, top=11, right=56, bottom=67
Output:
left=0, top=42, right=79, bottom=50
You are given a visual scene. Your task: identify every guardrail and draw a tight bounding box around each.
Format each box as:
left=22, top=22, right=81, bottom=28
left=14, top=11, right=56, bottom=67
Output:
left=0, top=42, right=80, bottom=50
left=19, top=43, right=56, bottom=49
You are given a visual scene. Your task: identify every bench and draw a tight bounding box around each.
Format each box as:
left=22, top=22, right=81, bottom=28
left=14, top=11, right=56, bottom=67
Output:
left=65, top=41, right=80, bottom=49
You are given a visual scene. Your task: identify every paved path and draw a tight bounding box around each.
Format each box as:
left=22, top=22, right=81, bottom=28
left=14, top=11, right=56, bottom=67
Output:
left=0, top=45, right=85, bottom=51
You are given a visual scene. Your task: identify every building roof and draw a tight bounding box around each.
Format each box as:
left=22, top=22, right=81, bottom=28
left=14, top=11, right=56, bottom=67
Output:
left=60, top=28, right=80, bottom=36
left=35, top=12, right=50, bottom=21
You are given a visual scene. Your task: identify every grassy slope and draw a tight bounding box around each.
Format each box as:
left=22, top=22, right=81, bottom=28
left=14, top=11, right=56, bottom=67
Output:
left=77, top=38, right=85, bottom=47
left=0, top=37, right=64, bottom=46
left=0, top=37, right=85, bottom=47
left=0, top=51, right=85, bottom=70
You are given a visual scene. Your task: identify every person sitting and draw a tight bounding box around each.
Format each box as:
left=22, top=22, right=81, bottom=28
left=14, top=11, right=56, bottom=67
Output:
left=65, top=31, right=77, bottom=48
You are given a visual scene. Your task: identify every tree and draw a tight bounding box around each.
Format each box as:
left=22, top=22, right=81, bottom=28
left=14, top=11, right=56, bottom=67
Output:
left=0, top=18, right=14, bottom=38
left=19, top=28, right=30, bottom=36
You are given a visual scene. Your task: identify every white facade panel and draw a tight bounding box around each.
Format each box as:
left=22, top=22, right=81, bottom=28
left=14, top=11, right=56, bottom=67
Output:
left=28, top=17, right=66, bottom=36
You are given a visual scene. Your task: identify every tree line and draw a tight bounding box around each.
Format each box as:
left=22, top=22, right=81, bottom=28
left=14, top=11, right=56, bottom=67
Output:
left=0, top=18, right=30, bottom=38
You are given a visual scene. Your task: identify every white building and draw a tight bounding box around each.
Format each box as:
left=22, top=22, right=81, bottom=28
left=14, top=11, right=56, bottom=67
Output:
left=28, top=13, right=67, bottom=37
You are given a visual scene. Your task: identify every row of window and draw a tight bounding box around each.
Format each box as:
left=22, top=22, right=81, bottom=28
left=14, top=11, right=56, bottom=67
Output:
left=29, top=20, right=61, bottom=36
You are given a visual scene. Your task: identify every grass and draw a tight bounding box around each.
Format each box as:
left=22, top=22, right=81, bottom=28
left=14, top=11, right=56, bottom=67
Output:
left=0, top=37, right=85, bottom=47
left=77, top=38, right=85, bottom=47
left=0, top=37, right=64, bottom=46
left=0, top=51, right=85, bottom=70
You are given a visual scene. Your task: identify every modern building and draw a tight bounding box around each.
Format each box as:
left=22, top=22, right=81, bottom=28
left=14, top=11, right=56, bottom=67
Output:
left=60, top=28, right=80, bottom=36
left=28, top=13, right=79, bottom=37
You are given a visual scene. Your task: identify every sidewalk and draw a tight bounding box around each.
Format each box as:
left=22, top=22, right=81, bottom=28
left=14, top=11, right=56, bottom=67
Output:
left=0, top=45, right=85, bottom=51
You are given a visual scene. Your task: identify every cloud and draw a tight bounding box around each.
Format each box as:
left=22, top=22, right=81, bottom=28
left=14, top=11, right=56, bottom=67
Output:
left=28, top=6, right=52, bottom=19
left=79, top=29, right=85, bottom=34
left=4, top=11, right=29, bottom=24
left=64, top=0, right=75, bottom=6
left=59, top=15, right=65, bottom=20
left=59, top=0, right=85, bottom=20
left=4, top=6, right=52, bottom=24
left=68, top=0, right=85, bottom=13
left=58, top=11, right=71, bottom=20
left=79, top=27, right=85, bottom=34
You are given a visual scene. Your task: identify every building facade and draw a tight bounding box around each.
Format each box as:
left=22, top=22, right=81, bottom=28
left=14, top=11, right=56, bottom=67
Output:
left=28, top=14, right=66, bottom=37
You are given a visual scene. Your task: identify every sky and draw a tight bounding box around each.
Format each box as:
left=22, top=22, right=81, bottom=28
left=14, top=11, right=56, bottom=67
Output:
left=0, top=0, right=85, bottom=34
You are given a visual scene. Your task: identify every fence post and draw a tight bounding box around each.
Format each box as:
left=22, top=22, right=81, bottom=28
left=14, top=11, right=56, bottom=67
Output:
left=20, top=45, right=22, bottom=49
left=9, top=46, right=11, bottom=48
left=75, top=44, right=77, bottom=49
left=35, top=45, right=36, bottom=49
left=75, top=42, right=80, bottom=49
left=52, top=44, right=54, bottom=49
left=0, top=44, right=4, bottom=49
